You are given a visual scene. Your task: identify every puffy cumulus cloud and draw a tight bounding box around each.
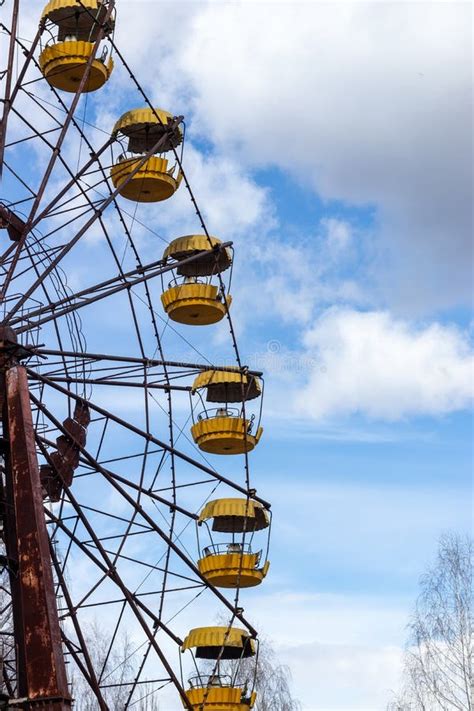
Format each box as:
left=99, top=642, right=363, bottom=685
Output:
left=9, top=1, right=471, bottom=312
left=294, top=308, right=473, bottom=420
left=116, top=1, right=471, bottom=314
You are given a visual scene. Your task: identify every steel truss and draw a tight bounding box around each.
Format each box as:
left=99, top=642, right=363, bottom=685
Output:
left=0, top=1, right=268, bottom=708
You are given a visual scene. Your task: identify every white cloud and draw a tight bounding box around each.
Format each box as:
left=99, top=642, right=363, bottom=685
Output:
left=322, top=218, right=353, bottom=257
left=115, top=0, right=471, bottom=314
left=157, top=143, right=275, bottom=239
left=9, top=1, right=471, bottom=316
left=294, top=308, right=473, bottom=420
left=230, top=219, right=370, bottom=334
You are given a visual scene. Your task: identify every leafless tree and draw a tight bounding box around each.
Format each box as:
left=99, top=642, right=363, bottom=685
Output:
left=70, top=621, right=160, bottom=710
left=240, top=636, right=301, bottom=711
left=386, top=703, right=413, bottom=711
left=390, top=533, right=472, bottom=711
left=0, top=555, right=15, bottom=697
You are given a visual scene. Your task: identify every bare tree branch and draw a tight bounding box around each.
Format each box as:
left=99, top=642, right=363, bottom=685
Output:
left=388, top=533, right=473, bottom=711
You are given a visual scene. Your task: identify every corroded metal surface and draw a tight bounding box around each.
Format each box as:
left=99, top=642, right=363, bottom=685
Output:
left=3, top=365, right=71, bottom=709
left=41, top=402, right=90, bottom=502
left=0, top=204, right=25, bottom=242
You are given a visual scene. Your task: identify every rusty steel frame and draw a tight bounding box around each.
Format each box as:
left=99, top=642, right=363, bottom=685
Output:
left=0, top=0, right=268, bottom=706
left=34, top=436, right=185, bottom=648
left=0, top=0, right=116, bottom=303
left=32, top=375, right=192, bottom=391
left=0, top=0, right=20, bottom=177
left=1, top=115, right=183, bottom=323
left=1, top=364, right=71, bottom=709
left=27, top=369, right=265, bottom=707
left=0, top=5, right=42, bottom=178
left=30, top=393, right=262, bottom=641
left=8, top=241, right=233, bottom=333
left=1, top=34, right=183, bottom=330
left=30, top=389, right=261, bottom=638
left=32, top=347, right=264, bottom=377
left=28, top=369, right=270, bottom=509
left=42, top=509, right=193, bottom=710
left=0, top=29, right=181, bottom=352
left=31, top=402, right=265, bottom=710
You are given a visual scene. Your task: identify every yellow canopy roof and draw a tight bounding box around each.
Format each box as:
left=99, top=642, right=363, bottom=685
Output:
left=112, top=109, right=183, bottom=154
left=192, top=370, right=261, bottom=403
left=42, top=0, right=101, bottom=20
left=163, top=235, right=232, bottom=276
left=182, top=626, right=255, bottom=655
left=41, top=0, right=112, bottom=37
left=164, top=235, right=222, bottom=259
left=113, top=108, right=175, bottom=135
left=199, top=498, right=270, bottom=530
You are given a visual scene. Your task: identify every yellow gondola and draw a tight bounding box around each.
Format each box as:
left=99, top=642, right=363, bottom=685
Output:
left=110, top=108, right=183, bottom=202
left=39, top=0, right=114, bottom=92
left=184, top=685, right=256, bottom=711
left=191, top=371, right=263, bottom=455
left=161, top=235, right=232, bottom=325
left=181, top=627, right=257, bottom=711
left=197, top=498, right=271, bottom=588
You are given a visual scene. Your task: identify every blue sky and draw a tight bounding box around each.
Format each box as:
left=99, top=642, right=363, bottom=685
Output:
left=2, top=0, right=472, bottom=709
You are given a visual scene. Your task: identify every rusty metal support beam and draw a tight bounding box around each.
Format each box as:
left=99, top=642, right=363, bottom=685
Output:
left=0, top=203, right=26, bottom=242
left=32, top=375, right=191, bottom=391
left=31, top=348, right=264, bottom=377
left=43, top=507, right=193, bottom=711
left=0, top=2, right=35, bottom=178
left=0, top=1, right=20, bottom=177
left=2, top=364, right=70, bottom=709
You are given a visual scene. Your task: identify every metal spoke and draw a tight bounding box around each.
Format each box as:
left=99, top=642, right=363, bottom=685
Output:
left=0, top=3, right=268, bottom=706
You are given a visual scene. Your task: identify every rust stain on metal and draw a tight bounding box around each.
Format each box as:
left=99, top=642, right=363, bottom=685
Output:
left=4, top=365, right=71, bottom=708
left=0, top=203, right=26, bottom=242
left=40, top=402, right=90, bottom=502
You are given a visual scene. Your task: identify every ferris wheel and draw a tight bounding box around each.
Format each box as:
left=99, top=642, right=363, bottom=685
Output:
left=0, top=2, right=272, bottom=709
